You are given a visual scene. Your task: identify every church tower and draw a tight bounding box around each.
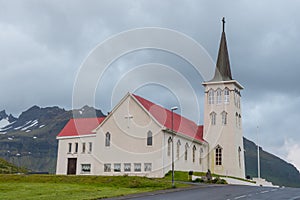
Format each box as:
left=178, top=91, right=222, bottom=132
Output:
left=202, top=18, right=245, bottom=178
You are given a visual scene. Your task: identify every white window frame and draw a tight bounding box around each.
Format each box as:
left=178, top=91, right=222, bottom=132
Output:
left=124, top=163, right=131, bottom=172
left=224, top=88, right=230, bottom=104
left=210, top=112, right=216, bottom=125
left=144, top=163, right=152, bottom=172
left=114, top=163, right=121, bottom=172
left=81, top=164, right=91, bottom=173
left=215, top=145, right=222, bottom=166
left=134, top=163, right=141, bottom=172
left=208, top=89, right=214, bottom=104
left=104, top=164, right=111, bottom=172
left=217, top=89, right=222, bottom=104
left=221, top=111, right=228, bottom=125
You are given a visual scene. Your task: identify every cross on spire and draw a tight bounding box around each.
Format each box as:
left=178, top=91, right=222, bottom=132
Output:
left=222, top=17, right=225, bottom=32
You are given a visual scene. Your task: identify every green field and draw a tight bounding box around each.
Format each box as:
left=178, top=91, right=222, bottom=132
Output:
left=0, top=173, right=189, bottom=200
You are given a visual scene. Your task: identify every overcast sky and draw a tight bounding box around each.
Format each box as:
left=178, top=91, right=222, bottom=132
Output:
left=1, top=0, right=300, bottom=172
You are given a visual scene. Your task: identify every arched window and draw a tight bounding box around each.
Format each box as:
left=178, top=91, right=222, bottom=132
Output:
left=147, top=131, right=152, bottom=146
left=238, top=146, right=242, bottom=168
left=216, top=89, right=222, bottom=104
left=176, top=140, right=181, bottom=159
left=199, top=147, right=204, bottom=165
left=184, top=143, right=189, bottom=161
left=167, top=137, right=172, bottom=156
left=224, top=88, right=230, bottom=103
left=236, top=112, right=239, bottom=127
left=208, top=89, right=214, bottom=104
left=221, top=111, right=228, bottom=125
left=105, top=132, right=111, bottom=147
left=210, top=112, right=216, bottom=125
left=215, top=145, right=222, bottom=166
left=238, top=114, right=241, bottom=128
left=192, top=145, right=196, bottom=163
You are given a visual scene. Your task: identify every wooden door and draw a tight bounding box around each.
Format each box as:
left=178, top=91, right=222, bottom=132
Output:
left=67, top=158, right=77, bottom=175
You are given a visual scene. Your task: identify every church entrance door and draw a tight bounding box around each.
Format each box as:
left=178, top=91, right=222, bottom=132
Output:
left=67, top=158, right=77, bottom=175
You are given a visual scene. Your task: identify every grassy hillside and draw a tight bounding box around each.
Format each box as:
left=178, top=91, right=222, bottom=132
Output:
left=0, top=158, right=27, bottom=174
left=244, top=137, right=300, bottom=187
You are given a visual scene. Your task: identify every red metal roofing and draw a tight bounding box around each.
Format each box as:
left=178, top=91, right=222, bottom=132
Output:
left=57, top=94, right=204, bottom=142
left=133, top=94, right=205, bottom=142
left=57, top=117, right=105, bottom=137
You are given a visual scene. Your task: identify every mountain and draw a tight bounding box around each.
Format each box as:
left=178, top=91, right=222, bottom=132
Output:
left=244, top=138, right=300, bottom=187
left=0, top=106, right=105, bottom=173
left=0, top=157, right=27, bottom=174
left=0, top=106, right=299, bottom=187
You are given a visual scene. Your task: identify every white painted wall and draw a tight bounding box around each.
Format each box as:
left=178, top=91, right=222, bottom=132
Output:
left=56, top=94, right=210, bottom=177
left=203, top=80, right=245, bottom=178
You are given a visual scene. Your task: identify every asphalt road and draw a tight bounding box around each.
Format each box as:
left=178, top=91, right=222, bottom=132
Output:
left=108, top=185, right=300, bottom=200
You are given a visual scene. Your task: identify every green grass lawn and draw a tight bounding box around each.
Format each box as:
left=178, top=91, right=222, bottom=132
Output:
left=0, top=174, right=188, bottom=200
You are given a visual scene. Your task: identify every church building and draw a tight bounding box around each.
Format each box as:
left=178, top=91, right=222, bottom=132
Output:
left=56, top=20, right=246, bottom=179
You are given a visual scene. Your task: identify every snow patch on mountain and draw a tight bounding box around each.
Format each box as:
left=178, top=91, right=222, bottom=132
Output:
left=21, top=120, right=38, bottom=131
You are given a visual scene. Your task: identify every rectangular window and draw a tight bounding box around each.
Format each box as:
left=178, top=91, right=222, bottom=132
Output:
left=68, top=143, right=72, bottom=153
left=81, top=164, right=91, bottom=173
left=114, top=163, right=121, bottom=172
left=89, top=142, right=92, bottom=153
left=147, top=131, right=152, bottom=146
left=124, top=163, right=131, bottom=172
left=82, top=142, right=86, bottom=153
left=74, top=142, right=78, bottom=153
left=144, top=163, right=152, bottom=172
left=134, top=163, right=141, bottom=172
left=104, top=164, right=111, bottom=172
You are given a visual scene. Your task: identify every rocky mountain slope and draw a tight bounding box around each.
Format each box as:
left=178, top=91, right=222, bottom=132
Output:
left=0, top=106, right=105, bottom=173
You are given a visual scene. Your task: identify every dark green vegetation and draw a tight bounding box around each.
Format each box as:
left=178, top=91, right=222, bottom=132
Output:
left=0, top=106, right=300, bottom=187
left=0, top=174, right=184, bottom=200
left=244, top=138, right=300, bottom=187
left=0, top=158, right=27, bottom=174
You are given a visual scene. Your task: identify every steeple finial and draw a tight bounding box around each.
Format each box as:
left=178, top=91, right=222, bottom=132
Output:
left=222, top=17, right=225, bottom=32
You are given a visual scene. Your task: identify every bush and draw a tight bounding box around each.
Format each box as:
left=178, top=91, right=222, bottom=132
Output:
left=192, top=178, right=204, bottom=183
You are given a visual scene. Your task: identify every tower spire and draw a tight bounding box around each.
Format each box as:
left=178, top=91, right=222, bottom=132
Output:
left=210, top=17, right=233, bottom=82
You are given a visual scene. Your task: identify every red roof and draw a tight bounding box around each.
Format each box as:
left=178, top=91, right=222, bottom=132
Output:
left=57, top=118, right=105, bottom=137
left=133, top=94, right=205, bottom=142
left=57, top=94, right=204, bottom=142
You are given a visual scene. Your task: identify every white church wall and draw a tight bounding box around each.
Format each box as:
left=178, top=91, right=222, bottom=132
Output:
left=162, top=132, right=209, bottom=175
left=203, top=81, right=245, bottom=178
left=93, top=94, right=166, bottom=178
